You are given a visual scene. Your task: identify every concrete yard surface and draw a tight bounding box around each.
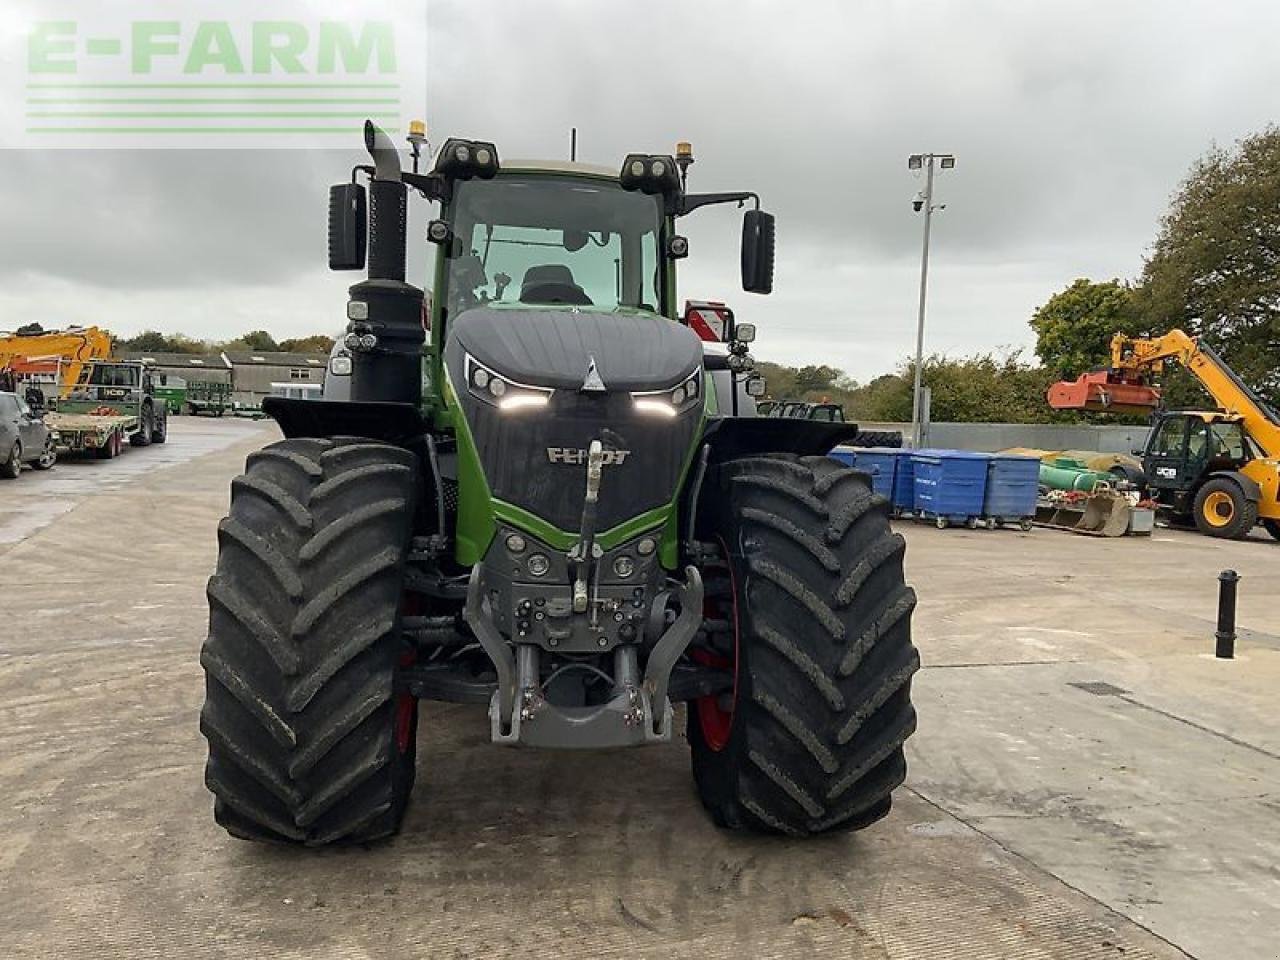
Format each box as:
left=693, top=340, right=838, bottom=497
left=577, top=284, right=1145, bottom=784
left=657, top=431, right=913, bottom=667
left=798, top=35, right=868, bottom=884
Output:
left=2, top=417, right=1277, bottom=958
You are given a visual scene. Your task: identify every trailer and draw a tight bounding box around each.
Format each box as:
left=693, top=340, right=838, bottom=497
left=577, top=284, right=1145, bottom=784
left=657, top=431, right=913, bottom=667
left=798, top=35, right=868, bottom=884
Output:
left=48, top=360, right=168, bottom=454
left=44, top=410, right=138, bottom=459
left=185, top=380, right=231, bottom=417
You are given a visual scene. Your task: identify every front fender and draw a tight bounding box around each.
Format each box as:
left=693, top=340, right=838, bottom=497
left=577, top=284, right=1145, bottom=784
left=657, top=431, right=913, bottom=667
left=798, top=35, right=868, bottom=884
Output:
left=700, top=416, right=860, bottom=465
left=263, top=397, right=427, bottom=444
left=1208, top=469, right=1261, bottom=502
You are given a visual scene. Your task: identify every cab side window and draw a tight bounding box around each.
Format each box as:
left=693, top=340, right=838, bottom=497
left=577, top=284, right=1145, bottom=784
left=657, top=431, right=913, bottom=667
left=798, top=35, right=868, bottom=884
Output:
left=1186, top=421, right=1210, bottom=461
left=1210, top=422, right=1247, bottom=459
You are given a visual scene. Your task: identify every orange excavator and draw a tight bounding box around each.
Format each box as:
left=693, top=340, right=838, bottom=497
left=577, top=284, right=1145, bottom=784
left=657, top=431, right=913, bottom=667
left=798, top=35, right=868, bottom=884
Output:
left=1048, top=330, right=1280, bottom=540
left=0, top=324, right=113, bottom=398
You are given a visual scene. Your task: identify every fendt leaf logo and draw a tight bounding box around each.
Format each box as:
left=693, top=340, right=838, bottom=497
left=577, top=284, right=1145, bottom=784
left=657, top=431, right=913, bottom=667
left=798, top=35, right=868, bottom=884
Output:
left=2, top=1, right=426, bottom=149
left=546, top=448, right=631, bottom=466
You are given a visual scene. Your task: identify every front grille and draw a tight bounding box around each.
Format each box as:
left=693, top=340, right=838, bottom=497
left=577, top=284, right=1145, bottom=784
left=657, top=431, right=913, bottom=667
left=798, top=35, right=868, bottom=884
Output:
left=465, top=391, right=699, bottom=533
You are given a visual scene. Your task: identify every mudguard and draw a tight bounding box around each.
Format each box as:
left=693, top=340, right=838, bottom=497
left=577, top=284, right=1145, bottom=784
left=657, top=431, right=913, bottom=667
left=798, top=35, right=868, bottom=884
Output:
left=263, top=397, right=428, bottom=444
left=1209, top=469, right=1261, bottom=502
left=700, top=416, right=861, bottom=465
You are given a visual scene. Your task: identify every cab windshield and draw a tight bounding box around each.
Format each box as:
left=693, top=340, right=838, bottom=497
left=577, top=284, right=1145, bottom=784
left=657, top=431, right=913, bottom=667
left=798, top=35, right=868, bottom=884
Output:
left=87, top=364, right=140, bottom=387
left=443, top=174, right=664, bottom=317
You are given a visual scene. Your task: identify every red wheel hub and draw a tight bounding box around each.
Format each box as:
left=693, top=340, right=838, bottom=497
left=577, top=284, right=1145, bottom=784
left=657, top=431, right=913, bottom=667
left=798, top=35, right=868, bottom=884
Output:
left=694, top=540, right=740, bottom=752
left=395, top=593, right=421, bottom=754
left=394, top=683, right=415, bottom=754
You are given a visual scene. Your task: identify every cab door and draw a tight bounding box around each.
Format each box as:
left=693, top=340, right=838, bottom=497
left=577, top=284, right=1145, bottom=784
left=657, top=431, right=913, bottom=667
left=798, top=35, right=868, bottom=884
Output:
left=1143, top=415, right=1191, bottom=495
left=15, top=395, right=44, bottom=451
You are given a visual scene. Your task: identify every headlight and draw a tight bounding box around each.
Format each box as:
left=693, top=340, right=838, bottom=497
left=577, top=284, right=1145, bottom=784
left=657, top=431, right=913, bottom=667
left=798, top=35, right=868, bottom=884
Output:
left=329, top=354, right=352, bottom=376
left=631, top=368, right=702, bottom=417
left=433, top=138, right=501, bottom=180
left=464, top=354, right=552, bottom=412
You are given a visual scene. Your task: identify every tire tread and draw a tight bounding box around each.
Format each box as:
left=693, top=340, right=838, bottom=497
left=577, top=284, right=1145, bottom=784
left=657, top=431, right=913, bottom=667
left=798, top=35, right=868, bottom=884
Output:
left=690, top=454, right=920, bottom=835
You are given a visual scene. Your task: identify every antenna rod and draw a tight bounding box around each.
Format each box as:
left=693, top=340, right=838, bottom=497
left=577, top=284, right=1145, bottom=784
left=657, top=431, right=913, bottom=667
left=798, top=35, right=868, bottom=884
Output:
left=571, top=127, right=577, bottom=162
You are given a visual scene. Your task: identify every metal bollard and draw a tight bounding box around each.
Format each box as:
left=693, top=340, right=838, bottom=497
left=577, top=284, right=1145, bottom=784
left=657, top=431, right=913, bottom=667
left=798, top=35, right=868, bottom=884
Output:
left=1215, top=569, right=1239, bottom=659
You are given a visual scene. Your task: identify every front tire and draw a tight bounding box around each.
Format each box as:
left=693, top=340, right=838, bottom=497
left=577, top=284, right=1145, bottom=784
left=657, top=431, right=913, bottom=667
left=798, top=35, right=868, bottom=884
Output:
left=199, top=437, right=421, bottom=845
left=33, top=438, right=56, bottom=470
left=1263, top=519, right=1280, bottom=541
left=1193, top=478, right=1257, bottom=539
left=1, top=441, right=20, bottom=479
left=688, top=455, right=919, bottom=836
left=132, top=404, right=153, bottom=446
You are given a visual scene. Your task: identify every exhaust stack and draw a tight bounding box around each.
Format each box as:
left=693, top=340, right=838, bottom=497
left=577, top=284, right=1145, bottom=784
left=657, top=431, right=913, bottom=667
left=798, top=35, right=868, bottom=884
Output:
left=346, top=121, right=425, bottom=405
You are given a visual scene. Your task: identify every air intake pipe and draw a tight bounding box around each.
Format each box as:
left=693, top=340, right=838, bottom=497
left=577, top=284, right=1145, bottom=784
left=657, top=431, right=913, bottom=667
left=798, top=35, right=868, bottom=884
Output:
left=347, top=120, right=424, bottom=405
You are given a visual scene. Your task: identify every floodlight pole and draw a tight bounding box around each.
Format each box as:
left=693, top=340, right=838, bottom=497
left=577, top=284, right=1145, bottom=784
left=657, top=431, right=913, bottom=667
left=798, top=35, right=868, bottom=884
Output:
left=909, top=153, right=951, bottom=448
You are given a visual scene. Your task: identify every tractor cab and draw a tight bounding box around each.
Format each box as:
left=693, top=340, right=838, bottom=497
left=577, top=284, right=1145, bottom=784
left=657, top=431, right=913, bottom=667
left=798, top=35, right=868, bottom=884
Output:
left=1140, top=412, right=1256, bottom=498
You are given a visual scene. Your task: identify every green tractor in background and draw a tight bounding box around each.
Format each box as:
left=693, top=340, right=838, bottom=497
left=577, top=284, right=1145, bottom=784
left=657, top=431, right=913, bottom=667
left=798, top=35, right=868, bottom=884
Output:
left=199, top=121, right=919, bottom=845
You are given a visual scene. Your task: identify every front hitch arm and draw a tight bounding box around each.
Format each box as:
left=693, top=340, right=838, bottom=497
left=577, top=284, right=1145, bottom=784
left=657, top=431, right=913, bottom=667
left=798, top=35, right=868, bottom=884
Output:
left=643, top=566, right=704, bottom=735
left=464, top=566, right=517, bottom=733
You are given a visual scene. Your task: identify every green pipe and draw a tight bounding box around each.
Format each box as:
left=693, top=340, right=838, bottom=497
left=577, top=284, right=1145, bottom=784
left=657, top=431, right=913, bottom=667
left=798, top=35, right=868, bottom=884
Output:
left=1039, top=457, right=1113, bottom=492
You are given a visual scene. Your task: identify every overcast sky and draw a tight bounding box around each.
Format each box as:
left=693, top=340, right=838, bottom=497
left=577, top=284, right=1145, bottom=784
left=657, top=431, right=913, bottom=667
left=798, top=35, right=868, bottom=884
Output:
left=1, top=0, right=1277, bottom=381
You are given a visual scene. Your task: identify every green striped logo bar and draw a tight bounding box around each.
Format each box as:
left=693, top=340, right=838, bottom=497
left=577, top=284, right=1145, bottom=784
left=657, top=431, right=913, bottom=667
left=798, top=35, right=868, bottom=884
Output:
left=4, top=3, right=427, bottom=148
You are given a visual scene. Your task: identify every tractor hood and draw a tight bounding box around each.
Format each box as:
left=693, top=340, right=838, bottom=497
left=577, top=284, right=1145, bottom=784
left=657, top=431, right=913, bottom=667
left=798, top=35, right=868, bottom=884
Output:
left=448, top=307, right=701, bottom=391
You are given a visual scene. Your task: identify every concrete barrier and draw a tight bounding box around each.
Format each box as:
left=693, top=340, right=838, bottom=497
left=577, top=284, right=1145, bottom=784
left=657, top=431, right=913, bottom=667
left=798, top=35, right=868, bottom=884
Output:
left=856, top=421, right=1151, bottom=454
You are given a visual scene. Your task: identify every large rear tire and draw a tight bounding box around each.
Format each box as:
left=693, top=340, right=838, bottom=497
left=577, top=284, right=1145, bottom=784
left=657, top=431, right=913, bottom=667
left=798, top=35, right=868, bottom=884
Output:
left=199, top=437, right=421, bottom=845
left=851, top=430, right=903, bottom=449
left=689, top=455, right=919, bottom=835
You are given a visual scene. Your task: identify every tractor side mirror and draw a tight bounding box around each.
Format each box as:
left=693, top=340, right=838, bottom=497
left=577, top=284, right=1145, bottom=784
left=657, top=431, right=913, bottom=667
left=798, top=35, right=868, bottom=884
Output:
left=328, top=183, right=367, bottom=271
left=741, top=209, right=775, bottom=294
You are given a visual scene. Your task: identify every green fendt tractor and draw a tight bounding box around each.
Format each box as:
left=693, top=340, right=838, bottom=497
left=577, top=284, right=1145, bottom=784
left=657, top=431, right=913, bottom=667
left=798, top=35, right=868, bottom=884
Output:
left=199, top=122, right=919, bottom=845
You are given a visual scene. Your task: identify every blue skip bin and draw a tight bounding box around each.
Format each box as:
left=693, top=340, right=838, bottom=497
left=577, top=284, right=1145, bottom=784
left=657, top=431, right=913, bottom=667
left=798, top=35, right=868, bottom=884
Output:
left=830, top=446, right=898, bottom=501
left=912, top=450, right=991, bottom=528
left=828, top=446, right=856, bottom=469
left=983, top=454, right=1039, bottom=530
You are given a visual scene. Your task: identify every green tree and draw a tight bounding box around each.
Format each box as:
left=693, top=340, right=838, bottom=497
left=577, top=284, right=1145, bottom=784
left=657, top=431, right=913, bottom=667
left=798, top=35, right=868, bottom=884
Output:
left=114, top=330, right=208, bottom=353
left=226, top=330, right=280, bottom=352
left=844, top=351, right=1071, bottom=424
left=1029, top=278, right=1142, bottom=379
left=793, top=364, right=841, bottom=394
left=277, top=334, right=336, bottom=354
left=1140, top=127, right=1280, bottom=404
left=846, top=374, right=912, bottom=422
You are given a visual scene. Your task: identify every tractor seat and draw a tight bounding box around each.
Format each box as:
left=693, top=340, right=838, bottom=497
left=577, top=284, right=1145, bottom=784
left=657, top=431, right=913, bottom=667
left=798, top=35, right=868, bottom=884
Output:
left=519, top=264, right=593, bottom=306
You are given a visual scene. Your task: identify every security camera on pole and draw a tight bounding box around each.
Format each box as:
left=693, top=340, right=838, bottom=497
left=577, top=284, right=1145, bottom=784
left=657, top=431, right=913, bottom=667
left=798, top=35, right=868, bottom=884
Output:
left=906, top=152, right=954, bottom=448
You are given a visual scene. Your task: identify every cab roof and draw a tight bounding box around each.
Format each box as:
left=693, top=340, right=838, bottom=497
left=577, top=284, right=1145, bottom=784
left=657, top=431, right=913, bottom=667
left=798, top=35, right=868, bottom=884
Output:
left=500, top=158, right=619, bottom=179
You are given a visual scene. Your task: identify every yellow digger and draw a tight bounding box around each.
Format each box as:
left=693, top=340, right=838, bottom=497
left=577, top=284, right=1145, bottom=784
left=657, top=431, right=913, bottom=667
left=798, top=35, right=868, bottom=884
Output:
left=1048, top=329, right=1280, bottom=540
left=0, top=324, right=113, bottom=399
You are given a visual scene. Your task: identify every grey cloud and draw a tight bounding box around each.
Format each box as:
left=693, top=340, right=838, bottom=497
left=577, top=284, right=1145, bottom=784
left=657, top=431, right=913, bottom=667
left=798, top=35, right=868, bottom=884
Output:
left=1, top=0, right=1278, bottom=380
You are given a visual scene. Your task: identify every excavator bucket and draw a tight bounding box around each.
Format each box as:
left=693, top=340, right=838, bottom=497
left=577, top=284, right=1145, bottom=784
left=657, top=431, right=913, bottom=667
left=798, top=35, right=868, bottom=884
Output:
left=1036, top=490, right=1133, bottom=537
left=1046, top=371, right=1162, bottom=415
left=1076, top=492, right=1133, bottom=537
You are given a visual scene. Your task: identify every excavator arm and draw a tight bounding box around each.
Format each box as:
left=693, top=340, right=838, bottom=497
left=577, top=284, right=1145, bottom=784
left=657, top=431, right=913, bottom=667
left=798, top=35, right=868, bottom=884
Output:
left=1047, top=329, right=1280, bottom=457
left=0, top=326, right=113, bottom=397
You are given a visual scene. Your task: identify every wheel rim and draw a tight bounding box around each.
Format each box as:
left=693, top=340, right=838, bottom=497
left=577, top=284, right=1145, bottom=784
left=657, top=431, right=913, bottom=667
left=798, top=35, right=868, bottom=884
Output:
left=8, top=444, right=19, bottom=471
left=1203, top=490, right=1235, bottom=528
left=694, top=536, right=740, bottom=753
